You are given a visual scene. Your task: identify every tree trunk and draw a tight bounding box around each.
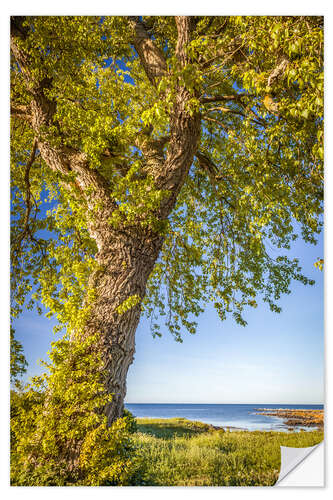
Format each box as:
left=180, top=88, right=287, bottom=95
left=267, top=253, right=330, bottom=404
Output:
left=84, top=225, right=164, bottom=424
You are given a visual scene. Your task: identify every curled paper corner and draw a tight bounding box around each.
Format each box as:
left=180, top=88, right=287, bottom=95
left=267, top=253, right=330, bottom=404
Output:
left=275, top=441, right=324, bottom=486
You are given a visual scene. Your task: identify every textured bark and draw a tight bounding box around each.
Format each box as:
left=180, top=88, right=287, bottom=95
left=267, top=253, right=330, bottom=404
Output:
left=86, top=226, right=164, bottom=422
left=128, top=17, right=167, bottom=88
left=11, top=16, right=202, bottom=424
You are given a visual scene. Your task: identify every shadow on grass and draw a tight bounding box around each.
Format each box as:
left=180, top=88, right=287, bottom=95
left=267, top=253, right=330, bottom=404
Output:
left=136, top=417, right=217, bottom=439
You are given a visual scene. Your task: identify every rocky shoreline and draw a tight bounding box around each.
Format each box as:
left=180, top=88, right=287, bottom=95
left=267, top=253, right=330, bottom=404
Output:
left=254, top=408, right=324, bottom=429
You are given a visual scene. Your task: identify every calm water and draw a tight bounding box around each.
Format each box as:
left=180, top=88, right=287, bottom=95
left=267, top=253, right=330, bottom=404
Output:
left=125, top=403, right=324, bottom=431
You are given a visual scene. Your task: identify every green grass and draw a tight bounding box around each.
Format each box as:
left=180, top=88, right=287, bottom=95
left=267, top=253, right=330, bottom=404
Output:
left=128, top=418, right=323, bottom=486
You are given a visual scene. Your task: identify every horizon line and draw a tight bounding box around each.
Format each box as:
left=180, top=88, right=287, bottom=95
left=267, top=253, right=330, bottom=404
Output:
left=125, top=402, right=324, bottom=405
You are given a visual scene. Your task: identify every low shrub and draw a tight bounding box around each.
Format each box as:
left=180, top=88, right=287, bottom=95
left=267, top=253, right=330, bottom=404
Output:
left=10, top=333, right=137, bottom=486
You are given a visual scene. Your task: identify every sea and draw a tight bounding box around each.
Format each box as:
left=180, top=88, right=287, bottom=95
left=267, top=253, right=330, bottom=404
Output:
left=125, top=403, right=324, bottom=432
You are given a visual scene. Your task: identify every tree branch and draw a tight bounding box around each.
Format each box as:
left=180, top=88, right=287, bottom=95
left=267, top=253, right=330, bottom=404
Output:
left=11, top=104, right=32, bottom=124
left=200, top=94, right=255, bottom=103
left=12, top=138, right=42, bottom=253
left=141, top=17, right=202, bottom=219
left=205, top=106, right=267, bottom=128
left=127, top=16, right=167, bottom=87
left=196, top=16, right=216, bottom=36
left=175, top=16, right=196, bottom=64
left=199, top=34, right=245, bottom=70
left=196, top=151, right=235, bottom=209
left=267, top=56, right=289, bottom=88
left=10, top=26, right=117, bottom=213
left=196, top=150, right=229, bottom=184
left=202, top=114, right=230, bottom=132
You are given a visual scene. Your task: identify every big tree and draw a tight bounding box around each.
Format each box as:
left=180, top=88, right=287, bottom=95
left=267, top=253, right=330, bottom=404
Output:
left=11, top=16, right=323, bottom=426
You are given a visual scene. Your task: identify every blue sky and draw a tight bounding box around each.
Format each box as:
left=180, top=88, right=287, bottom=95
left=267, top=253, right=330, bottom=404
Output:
left=131, top=230, right=324, bottom=404
left=13, top=226, right=324, bottom=404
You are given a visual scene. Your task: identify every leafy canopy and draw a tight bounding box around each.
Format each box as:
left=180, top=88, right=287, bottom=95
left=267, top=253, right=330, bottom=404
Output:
left=11, top=16, right=323, bottom=343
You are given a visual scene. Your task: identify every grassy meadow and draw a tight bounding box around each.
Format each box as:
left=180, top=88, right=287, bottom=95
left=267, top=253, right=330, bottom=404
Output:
left=128, top=418, right=323, bottom=486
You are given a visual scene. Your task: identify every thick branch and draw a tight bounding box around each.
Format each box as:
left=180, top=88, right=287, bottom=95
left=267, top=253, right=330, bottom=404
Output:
left=11, top=104, right=32, bottom=124
left=128, top=16, right=167, bottom=87
left=154, top=17, right=201, bottom=217
left=196, top=151, right=228, bottom=183
left=175, top=16, right=195, bottom=64
left=132, top=17, right=201, bottom=221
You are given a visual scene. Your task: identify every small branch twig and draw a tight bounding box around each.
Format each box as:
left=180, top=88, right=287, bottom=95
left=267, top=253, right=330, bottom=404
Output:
left=13, top=138, right=41, bottom=252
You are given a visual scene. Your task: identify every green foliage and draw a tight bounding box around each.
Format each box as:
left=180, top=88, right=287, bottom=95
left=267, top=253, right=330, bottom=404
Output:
left=11, top=16, right=323, bottom=340
left=10, top=332, right=137, bottom=486
left=130, top=418, right=323, bottom=486
left=10, top=327, right=28, bottom=388
left=116, top=294, right=141, bottom=314
left=143, top=16, right=323, bottom=337
left=314, top=258, right=324, bottom=271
